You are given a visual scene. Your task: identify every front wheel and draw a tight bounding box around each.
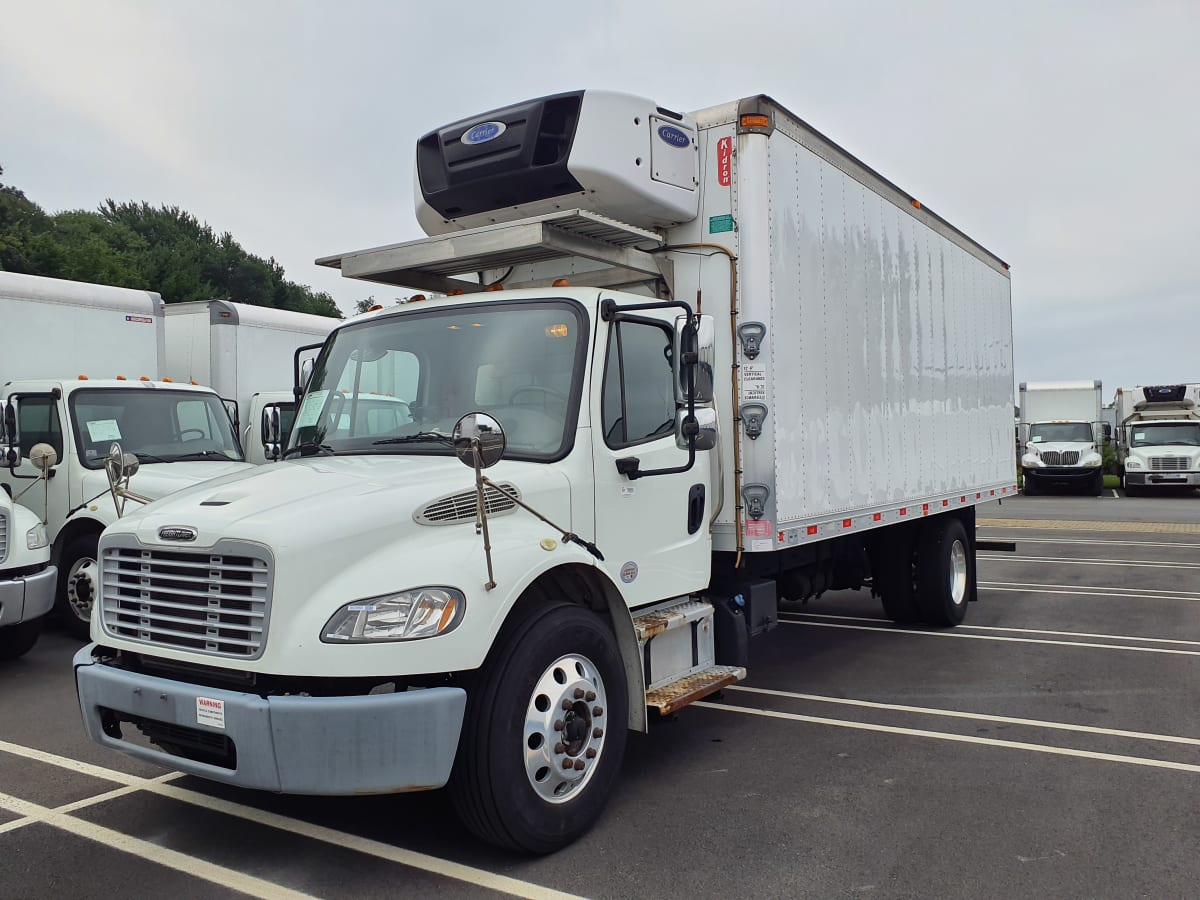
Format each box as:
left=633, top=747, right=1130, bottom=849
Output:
left=1123, top=476, right=1141, bottom=498
left=57, top=533, right=100, bottom=640
left=0, top=618, right=43, bottom=661
left=915, top=517, right=970, bottom=627
left=450, top=602, right=628, bottom=854
left=1088, top=470, right=1104, bottom=496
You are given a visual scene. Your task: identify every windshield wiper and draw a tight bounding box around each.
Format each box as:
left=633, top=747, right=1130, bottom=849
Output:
left=372, top=432, right=454, bottom=446
left=167, top=450, right=240, bottom=461
left=134, top=451, right=171, bottom=464
left=282, top=443, right=336, bottom=458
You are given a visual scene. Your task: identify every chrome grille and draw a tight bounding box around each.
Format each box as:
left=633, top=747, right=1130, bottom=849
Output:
left=1039, top=450, right=1079, bottom=466
left=415, top=483, right=521, bottom=525
left=0, top=510, right=8, bottom=565
left=1150, top=456, right=1190, bottom=471
left=100, top=547, right=270, bottom=658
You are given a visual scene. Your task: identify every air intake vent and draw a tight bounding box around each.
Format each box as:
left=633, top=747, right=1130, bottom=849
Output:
left=415, top=483, right=521, bottom=526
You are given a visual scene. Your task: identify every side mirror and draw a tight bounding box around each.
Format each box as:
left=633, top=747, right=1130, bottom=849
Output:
left=676, top=407, right=718, bottom=451
left=1, top=398, right=18, bottom=467
left=300, top=358, right=315, bottom=390
left=453, top=412, right=506, bottom=469
left=260, top=405, right=281, bottom=462
left=674, top=315, right=716, bottom=405
left=29, top=443, right=58, bottom=475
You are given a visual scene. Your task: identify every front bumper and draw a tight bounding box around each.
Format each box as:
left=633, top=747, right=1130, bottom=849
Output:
left=74, top=646, right=467, bottom=794
left=1124, top=471, right=1200, bottom=487
left=1023, top=466, right=1100, bottom=483
left=0, top=565, right=57, bottom=628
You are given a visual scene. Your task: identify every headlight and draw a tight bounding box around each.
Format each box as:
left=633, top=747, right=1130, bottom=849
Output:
left=1021, top=454, right=1043, bottom=468
left=1126, top=458, right=1143, bottom=469
left=1082, top=454, right=1102, bottom=467
left=321, top=586, right=465, bottom=643
left=26, top=523, right=49, bottom=551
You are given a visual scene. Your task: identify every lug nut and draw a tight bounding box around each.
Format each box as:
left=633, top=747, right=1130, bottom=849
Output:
left=593, top=706, right=603, bottom=717
left=573, top=688, right=585, bottom=699
left=554, top=742, right=565, bottom=754
left=562, top=699, right=573, bottom=711
left=593, top=727, right=603, bottom=738
left=562, top=758, right=573, bottom=770
left=585, top=748, right=597, bottom=759
left=573, top=759, right=585, bottom=771
left=553, top=719, right=565, bottom=731
left=585, top=691, right=596, bottom=702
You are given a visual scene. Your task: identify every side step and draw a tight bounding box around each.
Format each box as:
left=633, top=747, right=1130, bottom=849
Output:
left=633, top=598, right=747, bottom=716
left=645, top=665, right=746, bottom=716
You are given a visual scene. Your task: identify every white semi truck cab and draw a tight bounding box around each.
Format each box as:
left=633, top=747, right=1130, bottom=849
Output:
left=0, top=474, right=56, bottom=660
left=75, top=90, right=1016, bottom=853
left=1115, top=385, right=1200, bottom=495
left=0, top=379, right=252, bottom=637
left=1019, top=380, right=1105, bottom=496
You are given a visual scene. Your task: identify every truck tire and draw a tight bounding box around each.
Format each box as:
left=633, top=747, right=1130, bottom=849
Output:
left=0, top=618, right=43, bottom=661
left=875, top=527, right=921, bottom=624
left=1123, top=476, right=1140, bottom=498
left=1088, top=470, right=1103, bottom=496
left=1022, top=475, right=1038, bottom=496
left=449, top=602, right=628, bottom=854
left=57, top=533, right=100, bottom=641
left=915, top=517, right=970, bottom=627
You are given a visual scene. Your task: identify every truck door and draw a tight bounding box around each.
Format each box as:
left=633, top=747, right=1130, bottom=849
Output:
left=591, top=303, right=712, bottom=607
left=3, top=393, right=69, bottom=529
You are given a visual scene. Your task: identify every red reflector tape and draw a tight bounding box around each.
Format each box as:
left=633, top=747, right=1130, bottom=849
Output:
left=976, top=493, right=981, bottom=499
left=923, top=504, right=929, bottom=511
left=807, top=525, right=818, bottom=535
left=990, top=490, right=995, bottom=496
left=900, top=508, right=907, bottom=516
left=778, top=531, right=785, bottom=542
left=873, top=513, right=881, bottom=521
left=942, top=500, right=949, bottom=507
left=960, top=496, right=966, bottom=503
left=843, top=519, right=852, bottom=528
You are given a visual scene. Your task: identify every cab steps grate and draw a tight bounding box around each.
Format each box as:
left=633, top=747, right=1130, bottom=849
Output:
left=646, top=665, right=746, bottom=716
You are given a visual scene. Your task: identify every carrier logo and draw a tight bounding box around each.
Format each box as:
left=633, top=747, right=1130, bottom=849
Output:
left=462, top=121, right=506, bottom=145
left=158, top=526, right=197, bottom=542
left=657, top=124, right=691, bottom=149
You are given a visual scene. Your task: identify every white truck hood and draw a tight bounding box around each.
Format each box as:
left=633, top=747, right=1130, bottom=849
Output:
left=80, top=460, right=253, bottom=508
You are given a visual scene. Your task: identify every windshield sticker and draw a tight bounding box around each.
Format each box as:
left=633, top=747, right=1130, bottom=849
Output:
left=86, top=419, right=122, bottom=442
left=293, top=390, right=329, bottom=430
left=1133, top=432, right=1145, bottom=441
left=1030, top=435, right=1043, bottom=443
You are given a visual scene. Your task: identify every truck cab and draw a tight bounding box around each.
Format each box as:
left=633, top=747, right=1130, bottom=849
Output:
left=1018, top=381, right=1105, bottom=496
left=1115, top=385, right=1200, bottom=495
left=1, top=379, right=252, bottom=636
left=0, top=484, right=56, bottom=660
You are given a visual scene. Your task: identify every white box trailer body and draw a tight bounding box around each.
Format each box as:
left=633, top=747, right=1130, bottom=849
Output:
left=1113, top=384, right=1200, bottom=493
left=163, top=300, right=339, bottom=438
left=78, top=90, right=1015, bottom=853
left=1017, top=380, right=1104, bottom=495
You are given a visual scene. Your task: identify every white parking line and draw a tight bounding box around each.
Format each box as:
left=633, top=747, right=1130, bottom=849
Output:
left=0, top=791, right=317, bottom=899
left=694, top=702, right=1200, bottom=775
left=0, top=739, right=582, bottom=900
left=780, top=612, right=1200, bottom=647
left=0, top=773, right=183, bottom=837
left=726, top=685, right=1200, bottom=746
left=1112, top=489, right=1120, bottom=498
left=777, top=619, right=1200, bottom=655
left=975, top=536, right=1200, bottom=549
left=981, top=583, right=1200, bottom=602
left=979, top=554, right=1200, bottom=570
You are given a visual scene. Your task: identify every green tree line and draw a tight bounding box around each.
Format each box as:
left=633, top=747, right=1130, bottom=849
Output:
left=0, top=165, right=342, bottom=317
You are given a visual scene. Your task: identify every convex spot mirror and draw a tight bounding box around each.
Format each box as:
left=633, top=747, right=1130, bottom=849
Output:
left=29, top=443, right=58, bottom=474
left=453, top=412, right=506, bottom=469
left=1, top=399, right=17, bottom=466
left=260, top=405, right=283, bottom=462
left=104, top=442, right=140, bottom=484
left=675, top=407, right=718, bottom=451
left=673, top=314, right=715, bottom=405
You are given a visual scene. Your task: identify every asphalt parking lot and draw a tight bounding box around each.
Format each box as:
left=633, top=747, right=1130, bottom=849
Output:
left=3, top=489, right=1200, bottom=899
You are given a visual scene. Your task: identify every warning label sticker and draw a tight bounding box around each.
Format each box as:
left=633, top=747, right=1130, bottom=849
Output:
left=741, top=364, right=767, bottom=402
left=744, top=519, right=773, bottom=538
left=196, top=696, right=225, bottom=729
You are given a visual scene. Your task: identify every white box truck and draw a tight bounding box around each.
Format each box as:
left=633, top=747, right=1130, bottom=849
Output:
left=75, top=90, right=1015, bottom=852
left=1018, top=380, right=1104, bottom=495
left=1114, top=384, right=1200, bottom=495
left=0, top=273, right=255, bottom=637
left=0, top=482, right=55, bottom=660
left=163, top=300, right=339, bottom=451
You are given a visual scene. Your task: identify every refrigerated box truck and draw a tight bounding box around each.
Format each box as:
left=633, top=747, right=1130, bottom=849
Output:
left=75, top=90, right=1015, bottom=852
left=1019, top=380, right=1104, bottom=495
left=1114, top=384, right=1200, bottom=495
left=0, top=273, right=254, bottom=637
left=163, top=300, right=339, bottom=444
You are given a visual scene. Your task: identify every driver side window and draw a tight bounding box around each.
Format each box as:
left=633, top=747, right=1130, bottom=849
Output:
left=601, top=320, right=675, bottom=448
left=16, top=396, right=64, bottom=460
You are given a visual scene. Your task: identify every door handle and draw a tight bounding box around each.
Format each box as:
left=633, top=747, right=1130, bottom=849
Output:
left=687, top=483, right=705, bottom=535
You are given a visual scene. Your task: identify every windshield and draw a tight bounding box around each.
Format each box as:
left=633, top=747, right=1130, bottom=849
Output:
left=70, top=388, right=245, bottom=468
left=290, top=299, right=587, bottom=460
left=1029, top=423, right=1092, bottom=443
left=1130, top=423, right=1200, bottom=448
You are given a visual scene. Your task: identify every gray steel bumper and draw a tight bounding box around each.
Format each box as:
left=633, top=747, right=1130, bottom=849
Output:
left=1124, top=472, right=1200, bottom=487
left=0, top=565, right=57, bottom=628
left=74, top=646, right=467, bottom=794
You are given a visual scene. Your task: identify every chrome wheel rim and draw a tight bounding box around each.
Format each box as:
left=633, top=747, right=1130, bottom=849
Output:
left=523, top=653, right=608, bottom=804
left=67, top=556, right=98, bottom=623
left=949, top=540, right=968, bottom=606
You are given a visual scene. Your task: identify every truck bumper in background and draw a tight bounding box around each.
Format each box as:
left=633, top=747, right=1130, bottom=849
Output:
left=1124, top=472, right=1200, bottom=487
left=1023, top=467, right=1098, bottom=485
left=0, top=565, right=57, bottom=627
left=74, top=646, right=467, bottom=794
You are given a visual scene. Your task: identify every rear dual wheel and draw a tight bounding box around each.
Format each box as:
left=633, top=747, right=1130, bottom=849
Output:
left=876, top=517, right=970, bottom=628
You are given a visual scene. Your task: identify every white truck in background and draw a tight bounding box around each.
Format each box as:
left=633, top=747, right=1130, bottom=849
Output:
left=163, top=300, right=338, bottom=454
left=1114, top=384, right=1200, bottom=495
left=1019, top=380, right=1104, bottom=495
left=0, top=470, right=55, bottom=660
left=75, top=90, right=1015, bottom=853
left=0, top=272, right=254, bottom=638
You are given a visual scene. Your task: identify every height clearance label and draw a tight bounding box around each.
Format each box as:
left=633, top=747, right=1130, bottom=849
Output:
left=741, top=364, right=767, bottom=402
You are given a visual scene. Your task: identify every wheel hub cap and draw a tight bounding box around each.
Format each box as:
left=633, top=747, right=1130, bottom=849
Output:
left=67, top=557, right=98, bottom=623
left=949, top=540, right=968, bottom=606
left=524, top=653, right=608, bottom=803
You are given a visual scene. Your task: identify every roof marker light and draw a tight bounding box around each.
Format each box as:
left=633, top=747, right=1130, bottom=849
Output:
left=163, top=377, right=172, bottom=383
left=367, top=304, right=384, bottom=312
left=552, top=278, right=571, bottom=287
left=485, top=284, right=504, bottom=292
left=78, top=375, right=88, bottom=380
left=140, top=376, right=150, bottom=381
left=116, top=375, right=126, bottom=380
left=408, top=294, right=427, bottom=303
left=911, top=199, right=922, bottom=209
left=741, top=114, right=770, bottom=129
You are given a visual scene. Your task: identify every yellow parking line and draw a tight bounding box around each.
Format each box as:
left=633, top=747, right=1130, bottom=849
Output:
left=980, top=518, right=1200, bottom=535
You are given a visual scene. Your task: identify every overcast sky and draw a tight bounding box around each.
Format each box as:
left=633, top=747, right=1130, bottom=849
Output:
left=2, top=1, right=1197, bottom=399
